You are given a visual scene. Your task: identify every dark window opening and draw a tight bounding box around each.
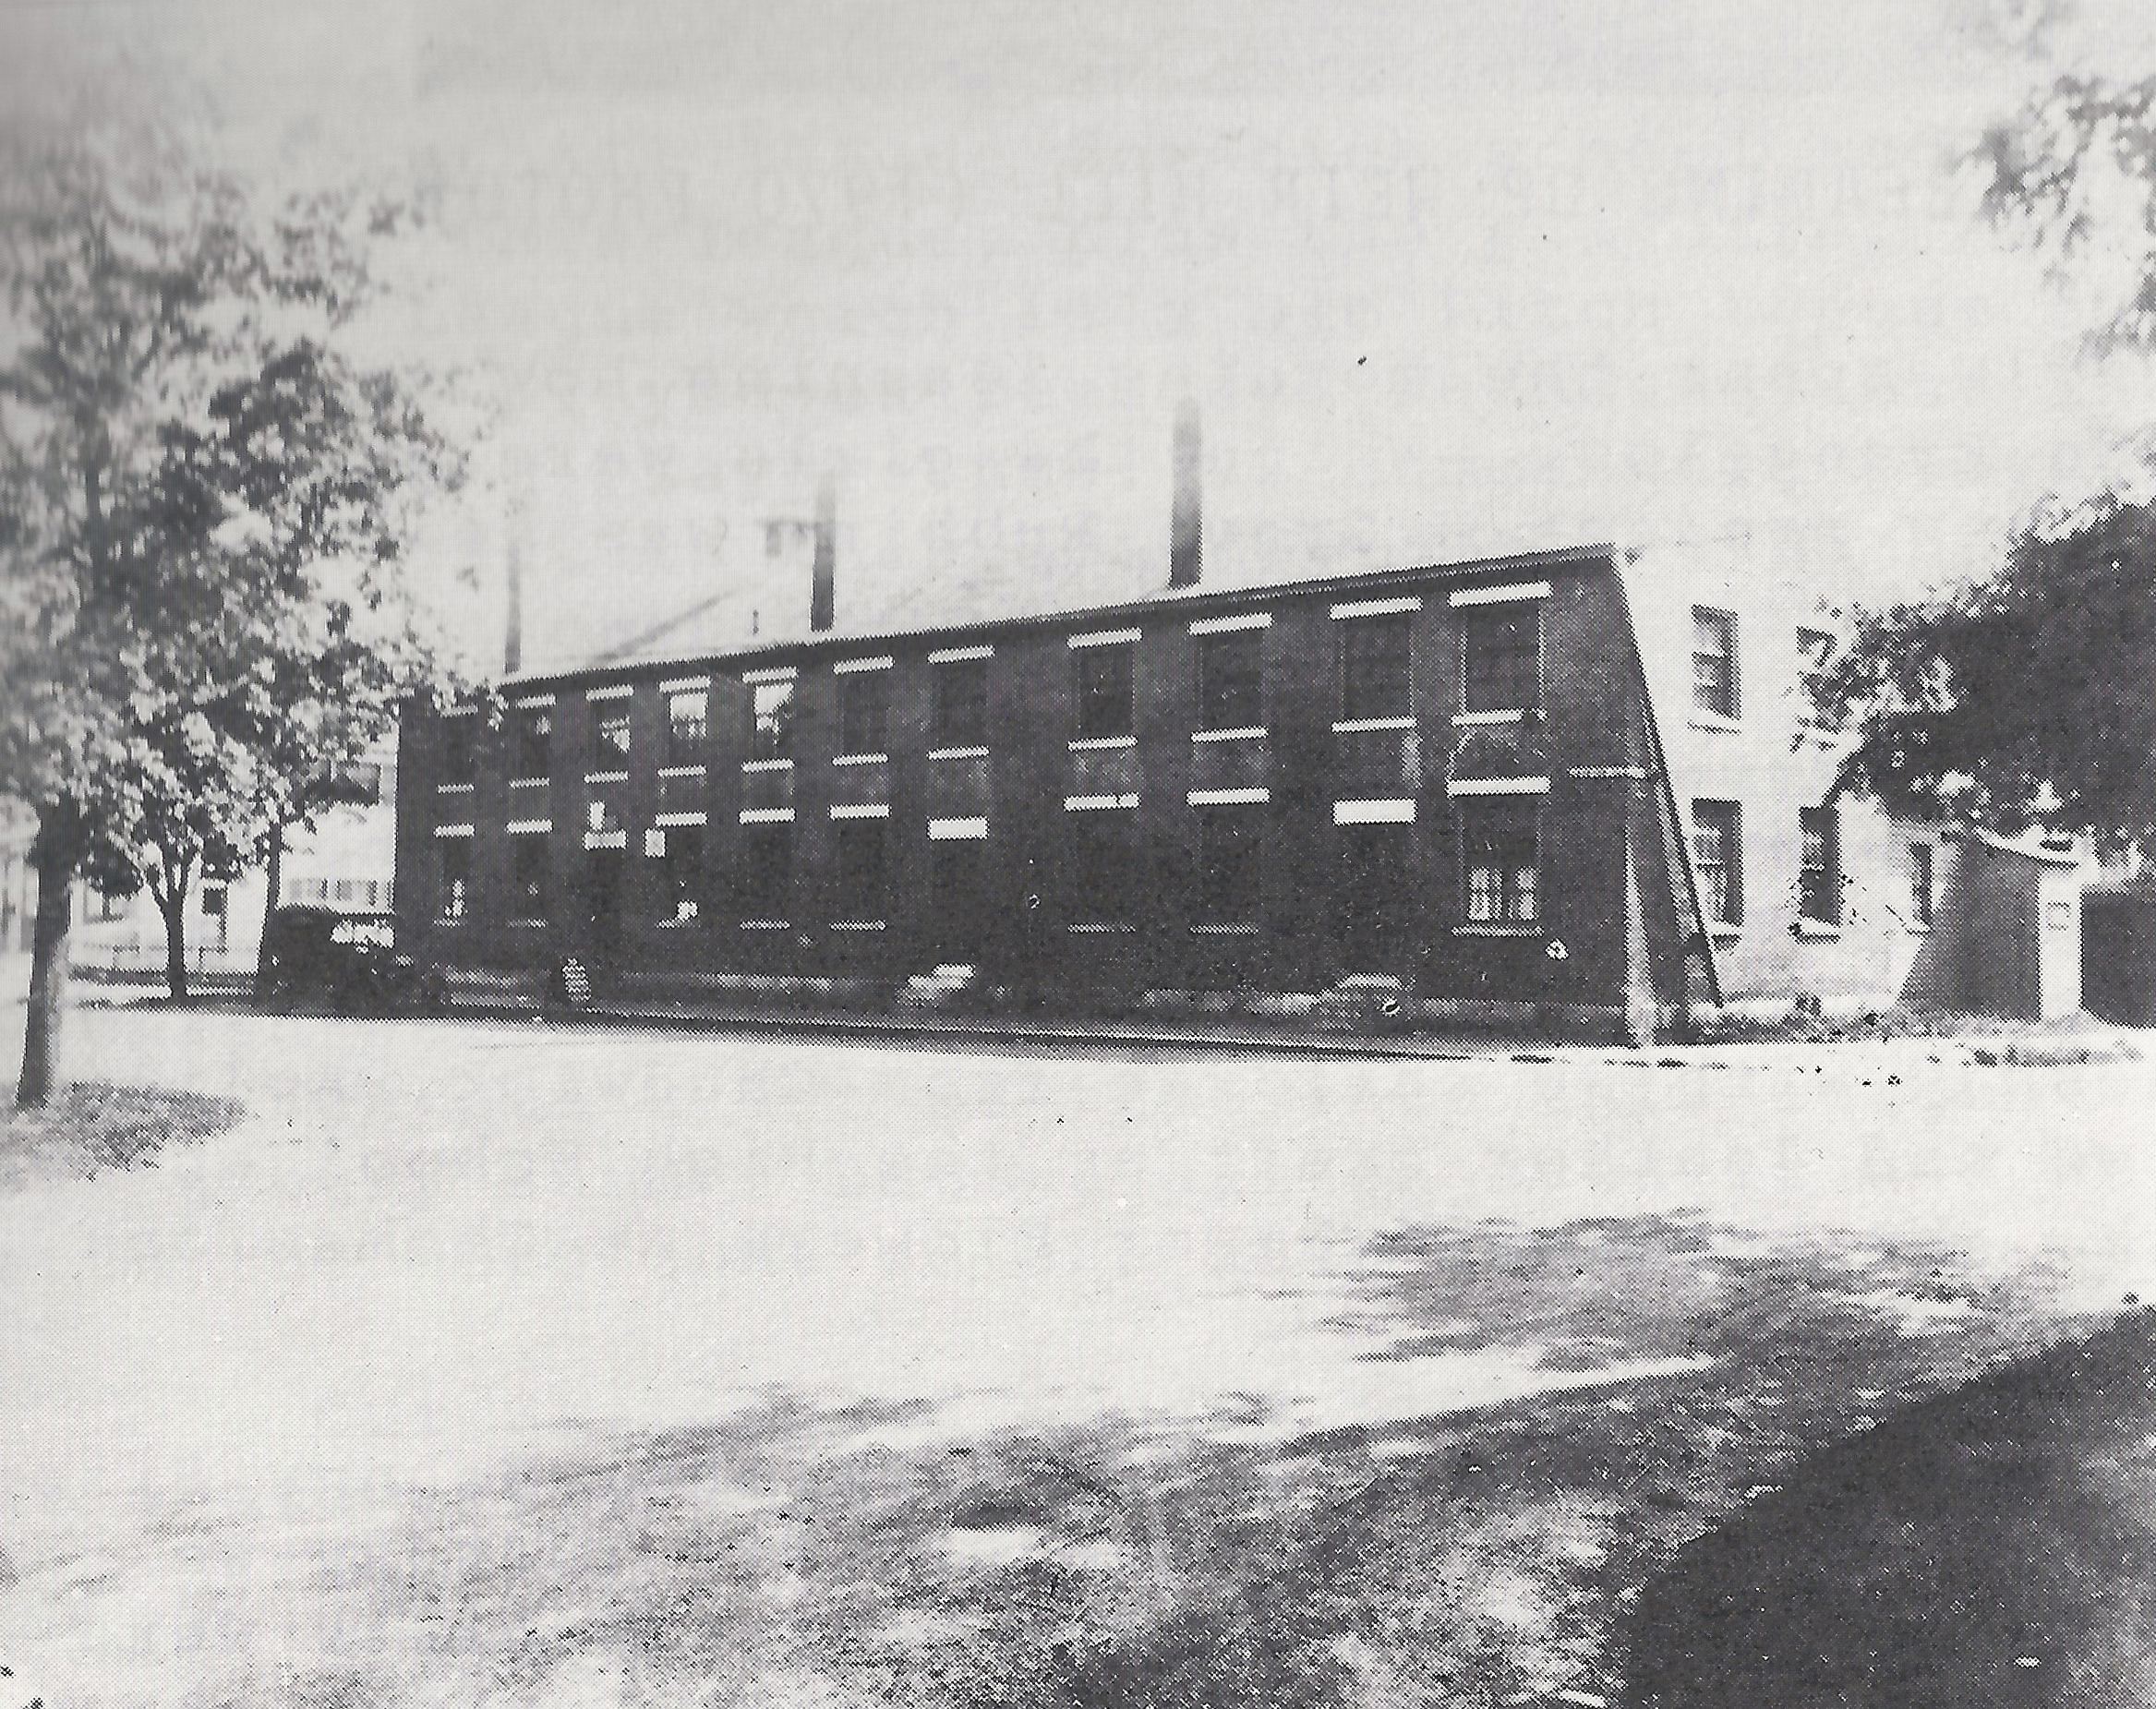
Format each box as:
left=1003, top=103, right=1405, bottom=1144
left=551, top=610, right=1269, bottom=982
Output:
left=1073, top=644, right=1136, bottom=741
left=838, top=670, right=890, bottom=757
left=1463, top=804, right=1539, bottom=925
left=933, top=658, right=989, bottom=749
left=438, top=839, right=471, bottom=921
left=1068, top=812, right=1141, bottom=923
left=1693, top=607, right=1739, bottom=719
left=1462, top=608, right=1540, bottom=716
left=440, top=716, right=477, bottom=787
left=1197, top=809, right=1262, bottom=925
left=1198, top=630, right=1264, bottom=732
left=1910, top=841, right=1933, bottom=928
left=665, top=690, right=708, bottom=767
left=589, top=703, right=632, bottom=771
left=1692, top=800, right=1742, bottom=926
left=832, top=820, right=889, bottom=921
left=1800, top=804, right=1840, bottom=924
left=512, top=705, right=552, bottom=781
left=931, top=840, right=990, bottom=955
left=737, top=823, right=791, bottom=921
left=750, top=681, right=795, bottom=763
left=656, top=824, right=704, bottom=923
left=1341, top=612, right=1412, bottom=722
left=510, top=836, right=548, bottom=923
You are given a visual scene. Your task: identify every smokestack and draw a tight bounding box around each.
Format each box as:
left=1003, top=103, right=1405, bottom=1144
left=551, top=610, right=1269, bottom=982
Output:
left=1170, top=400, right=1201, bottom=589
left=503, top=532, right=524, bottom=675
left=810, top=476, right=837, bottom=633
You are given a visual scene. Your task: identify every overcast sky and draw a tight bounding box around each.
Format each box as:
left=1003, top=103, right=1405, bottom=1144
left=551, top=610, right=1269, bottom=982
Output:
left=10, top=0, right=2156, bottom=668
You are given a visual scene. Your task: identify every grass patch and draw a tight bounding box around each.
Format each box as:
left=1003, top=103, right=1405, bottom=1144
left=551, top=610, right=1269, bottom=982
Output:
left=1, top=1081, right=247, bottom=1187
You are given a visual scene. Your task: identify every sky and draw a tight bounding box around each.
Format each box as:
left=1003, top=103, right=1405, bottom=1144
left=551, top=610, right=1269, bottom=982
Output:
left=9, top=0, right=2156, bottom=670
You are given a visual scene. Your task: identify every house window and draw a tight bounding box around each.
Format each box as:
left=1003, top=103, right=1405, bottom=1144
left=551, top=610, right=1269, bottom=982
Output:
left=510, top=836, right=548, bottom=923
left=200, top=883, right=227, bottom=920
left=1198, top=630, right=1263, bottom=732
left=440, top=716, right=476, bottom=788
left=665, top=689, right=708, bottom=767
left=736, top=822, right=791, bottom=921
left=655, top=824, right=703, bottom=922
left=1068, top=812, right=1141, bottom=924
left=933, top=657, right=989, bottom=749
left=1461, top=608, right=1540, bottom=716
left=512, top=704, right=553, bottom=781
left=1463, top=803, right=1539, bottom=925
left=1341, top=611, right=1412, bottom=722
left=831, top=819, right=888, bottom=921
left=1692, top=608, right=1739, bottom=719
left=837, top=669, right=889, bottom=758
left=1909, top=841, right=1933, bottom=928
left=1800, top=804, right=1840, bottom=924
left=1692, top=800, right=1742, bottom=927
left=750, top=680, right=794, bottom=763
left=1197, top=809, right=1262, bottom=925
left=438, top=840, right=471, bottom=921
left=1073, top=643, right=1136, bottom=741
left=589, top=704, right=632, bottom=772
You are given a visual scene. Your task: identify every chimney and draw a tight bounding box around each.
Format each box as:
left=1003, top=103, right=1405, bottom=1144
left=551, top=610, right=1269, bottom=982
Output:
left=1170, top=400, right=1201, bottom=589
left=503, top=532, right=524, bottom=675
left=810, top=476, right=837, bottom=633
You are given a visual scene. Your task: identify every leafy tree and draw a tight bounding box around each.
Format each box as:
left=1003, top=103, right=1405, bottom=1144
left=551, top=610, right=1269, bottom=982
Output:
left=1, top=109, right=464, bottom=1101
left=1812, top=495, right=2156, bottom=850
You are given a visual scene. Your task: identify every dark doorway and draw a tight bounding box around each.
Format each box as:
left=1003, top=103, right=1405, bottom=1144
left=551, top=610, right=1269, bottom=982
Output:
left=1333, top=824, right=1414, bottom=976
left=930, top=838, right=991, bottom=966
left=584, top=847, right=625, bottom=949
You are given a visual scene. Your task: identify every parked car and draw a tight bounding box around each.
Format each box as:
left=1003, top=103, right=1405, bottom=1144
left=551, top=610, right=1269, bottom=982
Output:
left=257, top=907, right=446, bottom=1015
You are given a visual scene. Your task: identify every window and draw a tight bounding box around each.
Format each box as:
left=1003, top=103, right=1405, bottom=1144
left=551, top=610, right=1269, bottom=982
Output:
left=1068, top=812, right=1141, bottom=924
left=837, top=669, right=889, bottom=757
left=665, top=689, right=708, bottom=767
left=933, top=657, right=989, bottom=749
left=1342, top=612, right=1412, bottom=722
left=750, top=681, right=794, bottom=763
left=736, top=822, right=791, bottom=921
left=1909, top=842, right=1933, bottom=928
left=510, top=836, right=548, bottom=923
left=440, top=716, right=476, bottom=787
left=512, top=704, right=552, bottom=781
left=831, top=820, right=888, bottom=921
left=1198, top=630, right=1263, bottom=731
left=654, top=824, right=704, bottom=922
left=1692, top=800, right=1742, bottom=927
left=1800, top=804, right=1840, bottom=924
left=88, top=887, right=127, bottom=922
left=589, top=703, right=632, bottom=773
left=1073, top=643, right=1136, bottom=741
left=1461, top=608, right=1540, bottom=716
left=1463, top=804, right=1539, bottom=925
left=439, top=840, right=471, bottom=921
left=1197, top=809, right=1262, bottom=924
left=1692, top=608, right=1739, bottom=720
left=200, top=883, right=227, bottom=919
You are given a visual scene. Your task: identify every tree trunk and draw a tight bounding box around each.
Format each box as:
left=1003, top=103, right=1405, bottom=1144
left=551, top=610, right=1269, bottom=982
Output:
left=18, top=821, right=78, bottom=1109
left=158, top=883, right=190, bottom=1005
left=255, top=819, right=284, bottom=1006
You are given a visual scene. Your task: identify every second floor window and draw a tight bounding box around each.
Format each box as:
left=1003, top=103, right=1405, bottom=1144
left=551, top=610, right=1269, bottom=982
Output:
left=1462, top=608, right=1540, bottom=716
left=1073, top=643, right=1135, bottom=741
left=838, top=669, right=889, bottom=757
left=1693, top=607, right=1739, bottom=719
left=665, top=689, right=708, bottom=767
left=933, top=657, right=989, bottom=749
left=439, top=715, right=476, bottom=787
left=1800, top=804, right=1840, bottom=924
left=751, top=680, right=794, bottom=762
left=511, top=704, right=552, bottom=781
left=1692, top=800, right=1741, bottom=926
left=1198, top=631, right=1263, bottom=731
left=589, top=704, right=632, bottom=772
left=1341, top=613, right=1412, bottom=722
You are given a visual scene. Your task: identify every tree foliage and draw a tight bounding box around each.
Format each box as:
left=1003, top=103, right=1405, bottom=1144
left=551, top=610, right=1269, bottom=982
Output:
left=1813, top=496, right=2156, bottom=850
left=2, top=104, right=466, bottom=1087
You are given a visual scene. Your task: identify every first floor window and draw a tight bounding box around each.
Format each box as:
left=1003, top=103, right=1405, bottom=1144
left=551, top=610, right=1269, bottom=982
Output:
left=1909, top=841, right=1933, bottom=928
left=1692, top=800, right=1741, bottom=926
left=199, top=883, right=227, bottom=919
left=438, top=840, right=471, bottom=921
left=1068, top=812, right=1141, bottom=924
left=511, top=836, right=548, bottom=923
left=737, top=824, right=791, bottom=921
left=831, top=820, right=888, bottom=921
left=1196, top=809, right=1262, bottom=924
left=656, top=825, right=703, bottom=922
left=1800, top=804, right=1840, bottom=924
left=1463, top=804, right=1538, bottom=924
